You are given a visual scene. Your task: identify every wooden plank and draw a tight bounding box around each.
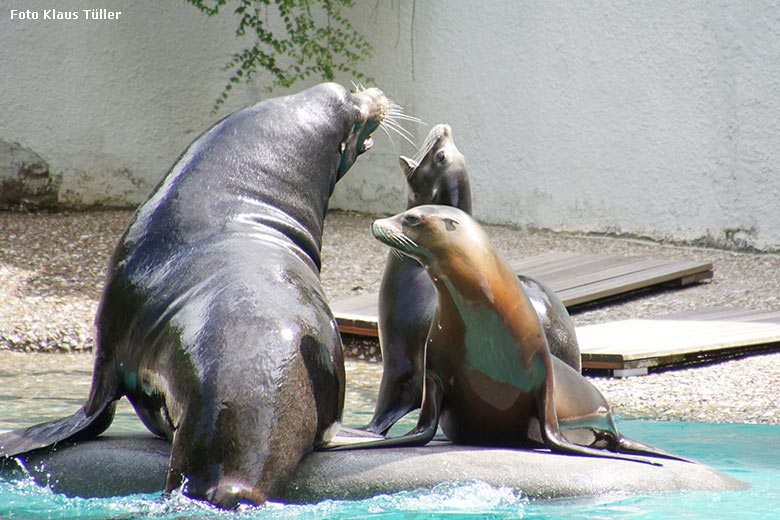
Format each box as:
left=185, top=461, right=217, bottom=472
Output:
left=578, top=308, right=780, bottom=374
left=557, top=260, right=713, bottom=307
left=654, top=307, right=780, bottom=323
left=332, top=252, right=713, bottom=337
left=332, top=293, right=376, bottom=313
left=578, top=320, right=780, bottom=358
left=332, top=293, right=380, bottom=336
left=506, top=251, right=582, bottom=271
left=510, top=253, right=611, bottom=280
left=541, top=258, right=670, bottom=292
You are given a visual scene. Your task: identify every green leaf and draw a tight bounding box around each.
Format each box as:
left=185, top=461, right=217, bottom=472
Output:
left=189, top=0, right=375, bottom=112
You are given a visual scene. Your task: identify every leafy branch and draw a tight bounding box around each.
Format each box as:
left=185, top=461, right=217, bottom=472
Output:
left=187, top=0, right=374, bottom=113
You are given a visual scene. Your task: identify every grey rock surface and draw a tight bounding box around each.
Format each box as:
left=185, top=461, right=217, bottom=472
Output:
left=0, top=140, right=60, bottom=209
left=1, top=434, right=748, bottom=504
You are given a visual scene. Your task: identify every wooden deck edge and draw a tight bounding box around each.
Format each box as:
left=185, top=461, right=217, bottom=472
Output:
left=670, top=268, right=714, bottom=286
left=582, top=340, right=780, bottom=374
left=335, top=319, right=378, bottom=337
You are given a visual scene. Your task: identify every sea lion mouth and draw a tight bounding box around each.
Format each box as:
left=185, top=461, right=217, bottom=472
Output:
left=359, top=135, right=374, bottom=154
left=429, top=124, right=450, bottom=142
left=353, top=85, right=423, bottom=148
left=348, top=86, right=384, bottom=160
left=339, top=86, right=422, bottom=175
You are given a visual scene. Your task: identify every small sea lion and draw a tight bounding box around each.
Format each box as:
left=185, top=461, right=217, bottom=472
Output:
left=367, top=124, right=580, bottom=435
left=0, top=83, right=409, bottom=508
left=329, top=205, right=691, bottom=466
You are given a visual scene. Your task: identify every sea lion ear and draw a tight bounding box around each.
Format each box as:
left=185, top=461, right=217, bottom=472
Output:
left=443, top=218, right=458, bottom=231
left=399, top=156, right=418, bottom=176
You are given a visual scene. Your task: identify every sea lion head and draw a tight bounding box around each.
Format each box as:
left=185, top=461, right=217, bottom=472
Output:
left=399, top=124, right=470, bottom=211
left=371, top=205, right=488, bottom=272
left=336, top=84, right=390, bottom=177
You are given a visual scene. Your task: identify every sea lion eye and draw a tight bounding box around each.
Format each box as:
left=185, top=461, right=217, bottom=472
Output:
left=443, top=218, right=458, bottom=231
left=403, top=214, right=422, bottom=227
left=435, top=150, right=446, bottom=163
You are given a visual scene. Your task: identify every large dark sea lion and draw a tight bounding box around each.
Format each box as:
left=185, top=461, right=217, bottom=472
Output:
left=330, top=205, right=690, bottom=465
left=0, top=83, right=396, bottom=508
left=366, top=124, right=580, bottom=435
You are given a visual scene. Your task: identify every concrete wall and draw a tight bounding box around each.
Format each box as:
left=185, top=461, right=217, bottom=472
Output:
left=333, top=0, right=780, bottom=251
left=2, top=1, right=779, bottom=250
left=0, top=0, right=270, bottom=207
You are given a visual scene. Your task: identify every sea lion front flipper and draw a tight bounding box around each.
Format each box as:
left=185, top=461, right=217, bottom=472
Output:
left=0, top=400, right=117, bottom=458
left=320, top=374, right=443, bottom=451
left=1, top=351, right=123, bottom=459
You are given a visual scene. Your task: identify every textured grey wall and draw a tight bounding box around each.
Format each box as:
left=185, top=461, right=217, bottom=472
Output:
left=1, top=0, right=269, bottom=207
left=2, top=1, right=779, bottom=250
left=332, top=1, right=780, bottom=251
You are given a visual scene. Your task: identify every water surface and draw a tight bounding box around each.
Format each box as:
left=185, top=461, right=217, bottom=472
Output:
left=1, top=351, right=777, bottom=519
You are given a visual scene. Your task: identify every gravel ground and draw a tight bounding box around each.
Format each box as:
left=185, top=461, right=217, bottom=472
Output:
left=1, top=209, right=778, bottom=425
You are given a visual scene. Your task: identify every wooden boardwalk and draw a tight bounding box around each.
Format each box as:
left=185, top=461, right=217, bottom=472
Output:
left=578, top=308, right=780, bottom=376
left=332, top=252, right=713, bottom=337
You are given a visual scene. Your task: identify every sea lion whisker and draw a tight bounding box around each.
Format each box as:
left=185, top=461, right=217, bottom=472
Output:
left=412, top=131, right=438, bottom=164
left=386, top=114, right=426, bottom=133
left=395, top=233, right=419, bottom=251
left=387, top=100, right=424, bottom=120
left=385, top=110, right=425, bottom=124
left=378, top=123, right=397, bottom=148
left=385, top=102, right=424, bottom=128
left=381, top=119, right=418, bottom=147
left=375, top=100, right=424, bottom=148
left=382, top=119, right=416, bottom=140
left=382, top=121, right=416, bottom=143
left=373, top=223, right=417, bottom=252
left=412, top=140, right=434, bottom=164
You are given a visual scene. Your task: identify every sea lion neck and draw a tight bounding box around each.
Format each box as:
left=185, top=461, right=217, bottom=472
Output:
left=125, top=93, right=353, bottom=273
left=427, top=249, right=500, bottom=308
left=429, top=248, right=544, bottom=348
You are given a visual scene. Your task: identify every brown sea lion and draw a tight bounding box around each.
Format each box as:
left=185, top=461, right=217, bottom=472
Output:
left=367, top=124, right=580, bottom=435
left=0, top=83, right=405, bottom=508
left=328, top=205, right=691, bottom=466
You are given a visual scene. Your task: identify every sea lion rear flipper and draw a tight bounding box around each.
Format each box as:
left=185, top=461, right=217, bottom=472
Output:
left=536, top=371, right=663, bottom=466
left=320, top=374, right=443, bottom=451
left=614, top=435, right=696, bottom=463
left=0, top=400, right=117, bottom=458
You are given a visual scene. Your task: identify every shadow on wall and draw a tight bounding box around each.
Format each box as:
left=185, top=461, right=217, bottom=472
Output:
left=0, top=140, right=60, bottom=210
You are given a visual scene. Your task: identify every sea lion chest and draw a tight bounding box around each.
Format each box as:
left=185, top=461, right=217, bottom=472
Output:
left=426, top=297, right=545, bottom=446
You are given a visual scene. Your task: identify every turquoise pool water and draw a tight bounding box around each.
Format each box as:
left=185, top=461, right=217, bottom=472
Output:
left=1, top=353, right=778, bottom=519
left=2, top=421, right=778, bottom=519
